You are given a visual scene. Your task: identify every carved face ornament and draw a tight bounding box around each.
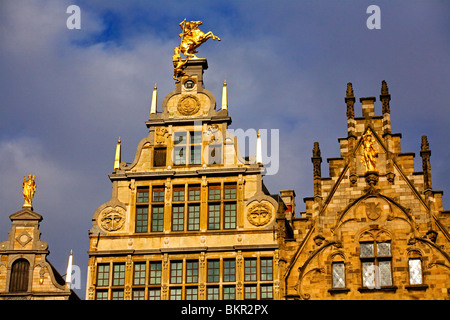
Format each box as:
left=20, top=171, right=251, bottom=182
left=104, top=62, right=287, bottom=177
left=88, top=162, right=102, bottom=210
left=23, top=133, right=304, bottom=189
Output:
left=247, top=203, right=272, bottom=226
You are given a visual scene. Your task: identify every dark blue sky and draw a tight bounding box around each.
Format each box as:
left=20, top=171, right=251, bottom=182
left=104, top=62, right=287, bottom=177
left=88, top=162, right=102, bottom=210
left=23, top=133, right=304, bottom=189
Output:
left=0, top=0, right=448, bottom=298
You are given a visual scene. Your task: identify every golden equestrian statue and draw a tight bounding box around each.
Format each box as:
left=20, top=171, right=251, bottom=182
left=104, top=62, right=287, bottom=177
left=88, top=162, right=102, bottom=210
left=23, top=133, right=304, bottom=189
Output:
left=361, top=130, right=378, bottom=172
left=173, top=19, right=221, bottom=80
left=22, top=174, right=36, bottom=207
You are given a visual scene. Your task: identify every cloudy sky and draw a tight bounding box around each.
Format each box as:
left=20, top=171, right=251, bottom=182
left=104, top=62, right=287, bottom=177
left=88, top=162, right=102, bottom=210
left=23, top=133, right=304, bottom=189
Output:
left=0, top=1, right=448, bottom=298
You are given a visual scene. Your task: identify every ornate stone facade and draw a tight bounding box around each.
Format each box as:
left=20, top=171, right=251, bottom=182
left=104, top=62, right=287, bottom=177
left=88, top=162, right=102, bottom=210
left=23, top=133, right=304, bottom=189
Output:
left=281, top=82, right=450, bottom=300
left=86, top=59, right=292, bottom=300
left=0, top=207, right=79, bottom=300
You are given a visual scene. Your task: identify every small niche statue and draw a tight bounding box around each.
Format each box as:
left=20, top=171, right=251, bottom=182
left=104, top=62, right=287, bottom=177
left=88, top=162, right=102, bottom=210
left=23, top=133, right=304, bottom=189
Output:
left=361, top=130, right=378, bottom=172
left=22, top=174, right=36, bottom=207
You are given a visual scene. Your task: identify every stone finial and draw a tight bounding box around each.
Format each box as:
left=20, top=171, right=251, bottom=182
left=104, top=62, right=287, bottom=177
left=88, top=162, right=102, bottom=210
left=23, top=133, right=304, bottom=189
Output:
left=381, top=80, right=389, bottom=96
left=345, top=83, right=355, bottom=119
left=380, top=80, right=391, bottom=114
left=312, top=142, right=322, bottom=179
left=420, top=135, right=432, bottom=191
left=313, top=142, right=321, bottom=158
left=421, top=135, right=430, bottom=152
left=346, top=82, right=354, bottom=98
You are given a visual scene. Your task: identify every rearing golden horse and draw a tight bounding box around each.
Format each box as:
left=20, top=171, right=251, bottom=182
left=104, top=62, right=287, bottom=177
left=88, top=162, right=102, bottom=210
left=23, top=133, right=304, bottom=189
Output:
left=173, top=19, right=221, bottom=79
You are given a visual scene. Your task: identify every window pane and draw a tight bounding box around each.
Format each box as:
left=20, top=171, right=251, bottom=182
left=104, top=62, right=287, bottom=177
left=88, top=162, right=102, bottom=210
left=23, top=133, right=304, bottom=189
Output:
left=173, top=186, right=185, bottom=201
left=174, top=132, right=187, bottom=145
left=149, top=262, right=162, bottom=285
left=112, top=264, right=125, bottom=286
left=379, top=261, right=392, bottom=286
left=260, top=258, right=273, bottom=281
left=207, top=287, right=219, bottom=300
left=133, top=262, right=146, bottom=285
left=223, top=286, right=236, bottom=300
left=174, top=146, right=186, bottom=165
left=187, top=205, right=200, bottom=231
left=148, top=288, right=161, bottom=300
left=186, top=261, right=199, bottom=284
left=244, top=285, right=257, bottom=300
left=261, top=285, right=273, bottom=300
left=97, top=264, right=110, bottom=287
left=208, top=204, right=220, bottom=230
left=208, top=260, right=220, bottom=283
left=96, top=290, right=108, bottom=300
left=152, top=188, right=164, bottom=202
left=111, top=290, right=124, bottom=300
left=360, top=243, right=374, bottom=257
left=223, top=260, right=236, bottom=282
left=185, top=287, right=198, bottom=300
left=191, top=131, right=202, bottom=144
left=244, top=259, right=257, bottom=282
left=172, top=205, right=184, bottom=231
left=409, top=259, right=423, bottom=285
left=170, top=261, right=183, bottom=284
left=224, top=185, right=236, bottom=199
left=362, top=262, right=375, bottom=288
left=377, top=242, right=391, bottom=257
left=188, top=186, right=200, bottom=201
left=208, top=186, right=221, bottom=200
left=190, top=146, right=202, bottom=165
left=151, top=206, right=164, bottom=232
left=133, top=289, right=145, bottom=300
left=224, top=203, right=236, bottom=229
left=332, top=262, right=345, bottom=288
left=170, top=288, right=182, bottom=300
left=137, top=188, right=149, bottom=203
left=136, top=207, right=148, bottom=233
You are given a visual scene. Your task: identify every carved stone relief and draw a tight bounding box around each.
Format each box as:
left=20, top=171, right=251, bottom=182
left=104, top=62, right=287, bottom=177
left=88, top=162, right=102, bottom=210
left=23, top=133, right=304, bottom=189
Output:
left=247, top=202, right=272, bottom=226
left=99, top=206, right=126, bottom=232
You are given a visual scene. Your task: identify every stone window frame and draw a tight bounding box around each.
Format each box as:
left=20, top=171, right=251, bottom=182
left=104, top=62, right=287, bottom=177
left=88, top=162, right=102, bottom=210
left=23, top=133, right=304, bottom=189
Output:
left=405, top=249, right=429, bottom=291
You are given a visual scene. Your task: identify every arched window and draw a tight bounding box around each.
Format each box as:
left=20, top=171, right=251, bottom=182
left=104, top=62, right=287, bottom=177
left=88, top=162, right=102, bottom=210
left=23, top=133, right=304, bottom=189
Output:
left=9, top=259, right=30, bottom=292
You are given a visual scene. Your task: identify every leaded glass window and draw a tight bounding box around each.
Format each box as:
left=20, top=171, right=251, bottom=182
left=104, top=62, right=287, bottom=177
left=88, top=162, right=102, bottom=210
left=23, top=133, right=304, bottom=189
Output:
left=409, top=259, right=423, bottom=285
left=360, top=243, right=374, bottom=257
left=332, top=262, right=346, bottom=288
left=360, top=241, right=392, bottom=288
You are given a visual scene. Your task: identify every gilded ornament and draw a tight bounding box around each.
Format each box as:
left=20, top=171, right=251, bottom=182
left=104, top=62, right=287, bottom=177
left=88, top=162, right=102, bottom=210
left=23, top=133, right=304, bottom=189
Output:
left=22, top=174, right=36, bottom=207
left=247, top=202, right=272, bottom=226
left=173, top=19, right=221, bottom=79
left=361, top=130, right=378, bottom=172
left=177, top=94, right=200, bottom=116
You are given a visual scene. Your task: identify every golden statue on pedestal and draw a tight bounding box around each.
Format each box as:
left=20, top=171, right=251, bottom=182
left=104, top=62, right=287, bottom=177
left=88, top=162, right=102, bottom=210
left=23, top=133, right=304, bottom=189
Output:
left=22, top=174, right=36, bottom=207
left=173, top=19, right=221, bottom=80
left=361, top=130, right=378, bottom=172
